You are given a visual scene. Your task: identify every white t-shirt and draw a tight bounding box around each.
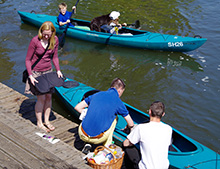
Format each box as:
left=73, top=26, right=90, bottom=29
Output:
left=127, top=121, right=172, bottom=169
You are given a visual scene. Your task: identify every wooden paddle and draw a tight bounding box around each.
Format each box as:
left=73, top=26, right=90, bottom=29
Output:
left=59, top=0, right=80, bottom=48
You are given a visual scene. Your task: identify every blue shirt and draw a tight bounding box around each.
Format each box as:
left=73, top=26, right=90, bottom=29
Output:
left=58, top=11, right=74, bottom=27
left=82, top=88, right=129, bottom=137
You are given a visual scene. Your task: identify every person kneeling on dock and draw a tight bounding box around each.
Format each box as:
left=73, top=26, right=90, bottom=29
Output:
left=75, top=78, right=134, bottom=152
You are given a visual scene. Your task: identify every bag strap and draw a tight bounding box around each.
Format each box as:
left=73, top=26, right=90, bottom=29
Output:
left=31, top=42, right=50, bottom=69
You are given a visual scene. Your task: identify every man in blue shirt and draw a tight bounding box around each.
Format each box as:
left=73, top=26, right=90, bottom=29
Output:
left=75, top=78, right=134, bottom=148
left=58, top=2, right=76, bottom=28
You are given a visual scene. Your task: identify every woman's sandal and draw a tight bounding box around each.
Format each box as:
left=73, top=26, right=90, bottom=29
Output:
left=39, top=125, right=50, bottom=133
left=44, top=123, right=55, bottom=131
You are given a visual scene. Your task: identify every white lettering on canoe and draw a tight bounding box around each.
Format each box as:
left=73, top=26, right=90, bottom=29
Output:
left=86, top=33, right=99, bottom=37
left=168, top=42, right=183, bottom=47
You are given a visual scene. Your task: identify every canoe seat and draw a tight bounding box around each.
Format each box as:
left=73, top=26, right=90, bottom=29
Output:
left=74, top=26, right=91, bottom=31
left=81, top=89, right=100, bottom=101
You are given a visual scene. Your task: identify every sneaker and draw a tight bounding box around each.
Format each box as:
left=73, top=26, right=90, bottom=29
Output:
left=82, top=144, right=92, bottom=154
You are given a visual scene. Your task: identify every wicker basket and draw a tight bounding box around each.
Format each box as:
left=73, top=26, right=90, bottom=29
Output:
left=87, top=146, right=124, bottom=169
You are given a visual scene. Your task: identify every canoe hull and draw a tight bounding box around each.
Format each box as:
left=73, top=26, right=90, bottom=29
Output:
left=55, top=78, right=219, bottom=169
left=18, top=11, right=207, bottom=52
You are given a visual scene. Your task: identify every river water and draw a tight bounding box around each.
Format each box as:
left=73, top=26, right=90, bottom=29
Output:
left=0, top=0, right=219, bottom=153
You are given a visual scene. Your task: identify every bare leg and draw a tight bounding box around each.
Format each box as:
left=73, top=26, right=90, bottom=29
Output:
left=44, top=93, right=55, bottom=131
left=35, top=95, right=49, bottom=132
left=43, top=93, right=52, bottom=124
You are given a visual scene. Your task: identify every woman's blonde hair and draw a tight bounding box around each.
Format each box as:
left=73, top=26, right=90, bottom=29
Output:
left=38, top=21, right=56, bottom=50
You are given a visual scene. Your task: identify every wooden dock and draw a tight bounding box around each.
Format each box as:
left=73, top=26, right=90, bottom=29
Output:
left=0, top=82, right=91, bottom=169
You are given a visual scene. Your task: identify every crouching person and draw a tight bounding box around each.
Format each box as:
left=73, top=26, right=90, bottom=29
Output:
left=75, top=78, right=134, bottom=153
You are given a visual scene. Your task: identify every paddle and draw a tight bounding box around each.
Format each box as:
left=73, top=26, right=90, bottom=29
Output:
left=59, top=0, right=80, bottom=48
left=126, top=20, right=140, bottom=29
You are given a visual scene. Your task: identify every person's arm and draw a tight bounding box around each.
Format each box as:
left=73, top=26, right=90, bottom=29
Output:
left=52, top=36, right=63, bottom=78
left=58, top=12, right=71, bottom=26
left=124, top=114, right=134, bottom=129
left=59, top=20, right=70, bottom=26
left=25, top=38, right=38, bottom=85
left=123, top=138, right=134, bottom=147
left=25, top=38, right=35, bottom=76
left=123, top=124, right=140, bottom=148
left=75, top=100, right=88, bottom=114
left=121, top=23, right=127, bottom=26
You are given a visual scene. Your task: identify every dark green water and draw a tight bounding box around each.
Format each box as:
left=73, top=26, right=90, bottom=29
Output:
left=0, top=0, right=219, bottom=154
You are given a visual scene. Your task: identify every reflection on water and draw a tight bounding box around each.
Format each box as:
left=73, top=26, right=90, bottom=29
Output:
left=57, top=38, right=204, bottom=115
left=0, top=45, right=15, bottom=81
left=60, top=38, right=203, bottom=75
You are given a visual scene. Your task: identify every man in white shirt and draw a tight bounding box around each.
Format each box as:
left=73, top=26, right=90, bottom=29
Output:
left=123, top=101, right=172, bottom=169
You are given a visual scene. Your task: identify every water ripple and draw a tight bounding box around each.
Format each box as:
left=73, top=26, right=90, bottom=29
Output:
left=201, top=76, right=209, bottom=82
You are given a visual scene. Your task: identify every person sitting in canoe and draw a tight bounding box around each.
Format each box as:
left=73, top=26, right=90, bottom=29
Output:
left=75, top=78, right=134, bottom=153
left=101, top=11, right=127, bottom=34
left=90, top=11, right=127, bottom=33
left=58, top=2, right=76, bottom=28
left=122, top=101, right=172, bottom=169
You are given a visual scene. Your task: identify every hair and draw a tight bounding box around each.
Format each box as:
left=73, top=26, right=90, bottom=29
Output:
left=108, top=18, right=119, bottom=25
left=110, top=78, right=126, bottom=90
left=58, top=2, right=67, bottom=9
left=38, top=21, right=56, bottom=50
left=150, top=101, right=165, bottom=119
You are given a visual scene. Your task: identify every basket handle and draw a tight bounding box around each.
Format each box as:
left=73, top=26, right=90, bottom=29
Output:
left=94, top=146, right=105, bottom=154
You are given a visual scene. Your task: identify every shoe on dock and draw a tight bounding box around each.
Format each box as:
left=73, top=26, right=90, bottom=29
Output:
left=82, top=144, right=92, bottom=154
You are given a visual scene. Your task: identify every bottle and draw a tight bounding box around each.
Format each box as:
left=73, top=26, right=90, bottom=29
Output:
left=115, top=147, right=122, bottom=158
left=109, top=141, right=117, bottom=154
left=106, top=153, right=113, bottom=162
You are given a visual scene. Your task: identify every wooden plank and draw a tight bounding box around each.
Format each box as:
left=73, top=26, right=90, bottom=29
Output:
left=54, top=129, right=76, bottom=141
left=0, top=134, right=51, bottom=168
left=0, top=121, right=73, bottom=168
left=0, top=149, right=28, bottom=169
left=0, top=82, right=91, bottom=168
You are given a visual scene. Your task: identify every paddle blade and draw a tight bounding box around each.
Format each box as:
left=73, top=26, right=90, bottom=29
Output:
left=135, top=20, right=140, bottom=29
left=127, top=20, right=141, bottom=29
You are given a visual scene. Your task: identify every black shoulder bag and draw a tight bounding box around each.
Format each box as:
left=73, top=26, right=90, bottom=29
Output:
left=22, top=43, right=50, bottom=83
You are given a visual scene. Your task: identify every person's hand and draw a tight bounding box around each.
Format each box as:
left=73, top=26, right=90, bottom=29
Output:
left=117, top=24, right=122, bottom=29
left=66, top=19, right=71, bottom=23
left=122, top=23, right=127, bottom=27
left=121, top=125, right=131, bottom=134
left=72, top=5, right=76, bottom=13
left=130, top=124, right=137, bottom=132
left=29, top=75, right=38, bottom=86
left=121, top=124, right=137, bottom=134
left=57, top=70, right=63, bottom=78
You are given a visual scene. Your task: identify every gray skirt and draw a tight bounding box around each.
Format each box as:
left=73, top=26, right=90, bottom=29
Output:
left=24, top=69, right=54, bottom=95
